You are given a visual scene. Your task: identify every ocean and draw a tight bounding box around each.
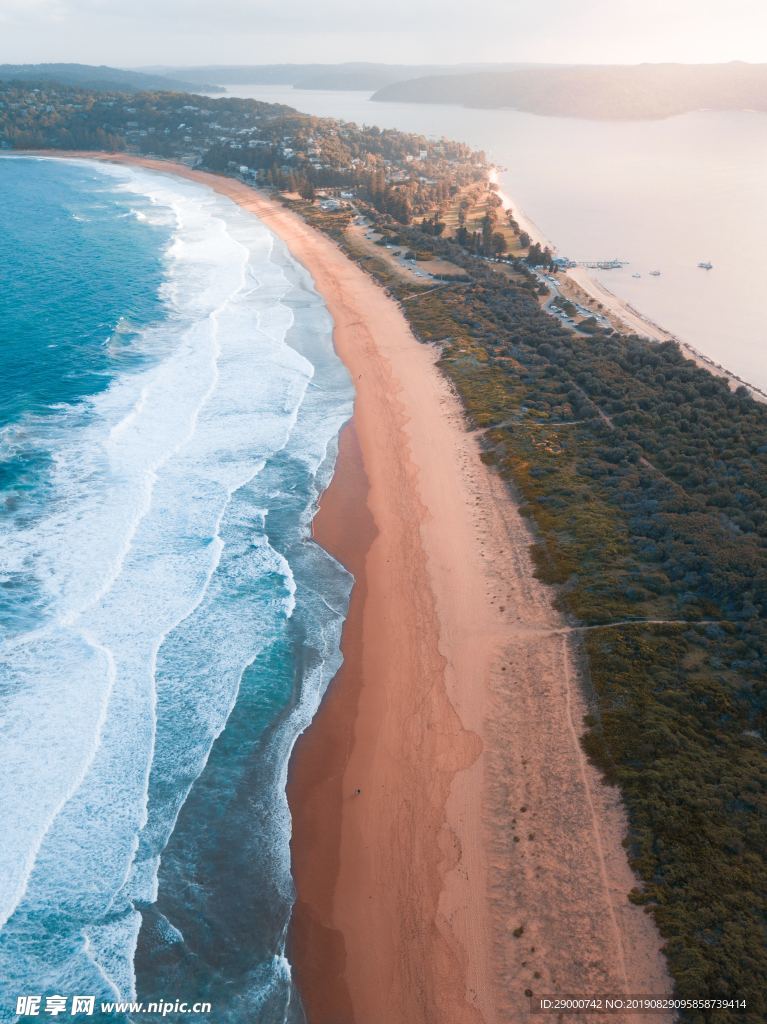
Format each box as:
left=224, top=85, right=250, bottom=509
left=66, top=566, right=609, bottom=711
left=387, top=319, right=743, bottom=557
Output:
left=213, top=84, right=767, bottom=392
left=0, top=156, right=353, bottom=1022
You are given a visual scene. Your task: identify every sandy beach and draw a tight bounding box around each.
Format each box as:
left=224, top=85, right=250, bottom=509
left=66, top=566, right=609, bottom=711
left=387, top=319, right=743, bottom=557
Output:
left=51, top=153, right=672, bottom=1021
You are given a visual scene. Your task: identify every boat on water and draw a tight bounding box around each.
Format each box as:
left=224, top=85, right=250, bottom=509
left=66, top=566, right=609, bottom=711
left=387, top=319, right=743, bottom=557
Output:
left=650, top=270, right=661, bottom=276
left=698, top=260, right=713, bottom=270
left=632, top=272, right=641, bottom=278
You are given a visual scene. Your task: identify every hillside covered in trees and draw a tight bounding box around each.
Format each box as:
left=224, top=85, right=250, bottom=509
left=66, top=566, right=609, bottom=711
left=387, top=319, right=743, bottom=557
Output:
left=373, top=61, right=767, bottom=119
left=0, top=82, right=486, bottom=224
left=0, top=63, right=221, bottom=94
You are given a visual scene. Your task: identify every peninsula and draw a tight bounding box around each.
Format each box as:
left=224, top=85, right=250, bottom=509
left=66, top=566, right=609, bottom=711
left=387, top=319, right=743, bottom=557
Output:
left=4, top=76, right=765, bottom=1021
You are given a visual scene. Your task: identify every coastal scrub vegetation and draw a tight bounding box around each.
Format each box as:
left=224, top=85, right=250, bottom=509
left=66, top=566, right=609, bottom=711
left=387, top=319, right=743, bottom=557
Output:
left=2, top=80, right=765, bottom=1021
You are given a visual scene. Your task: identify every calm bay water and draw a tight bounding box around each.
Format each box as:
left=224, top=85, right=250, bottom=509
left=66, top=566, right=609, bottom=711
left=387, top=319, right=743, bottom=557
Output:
left=219, top=84, right=767, bottom=391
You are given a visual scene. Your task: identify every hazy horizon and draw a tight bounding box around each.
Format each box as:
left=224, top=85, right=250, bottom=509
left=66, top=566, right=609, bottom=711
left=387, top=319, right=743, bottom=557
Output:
left=139, top=58, right=767, bottom=69
left=2, top=0, right=767, bottom=68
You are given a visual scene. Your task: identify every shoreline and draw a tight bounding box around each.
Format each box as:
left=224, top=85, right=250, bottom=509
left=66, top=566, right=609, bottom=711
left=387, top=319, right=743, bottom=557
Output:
left=491, top=169, right=767, bottom=402
left=41, top=153, right=672, bottom=1021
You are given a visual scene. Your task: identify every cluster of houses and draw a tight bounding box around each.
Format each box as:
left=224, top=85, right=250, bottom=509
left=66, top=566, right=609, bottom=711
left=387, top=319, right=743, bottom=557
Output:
left=1, top=84, right=488, bottom=215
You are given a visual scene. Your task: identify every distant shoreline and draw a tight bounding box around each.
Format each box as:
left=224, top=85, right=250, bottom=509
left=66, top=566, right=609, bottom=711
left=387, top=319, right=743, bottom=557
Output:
left=370, top=63, right=767, bottom=121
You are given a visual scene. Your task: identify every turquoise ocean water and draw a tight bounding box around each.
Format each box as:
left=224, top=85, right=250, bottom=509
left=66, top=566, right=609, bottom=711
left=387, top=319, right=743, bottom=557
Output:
left=0, top=157, right=353, bottom=1022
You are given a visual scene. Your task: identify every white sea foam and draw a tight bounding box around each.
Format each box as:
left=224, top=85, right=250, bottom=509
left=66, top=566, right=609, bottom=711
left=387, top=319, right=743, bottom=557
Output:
left=0, top=162, right=354, bottom=1011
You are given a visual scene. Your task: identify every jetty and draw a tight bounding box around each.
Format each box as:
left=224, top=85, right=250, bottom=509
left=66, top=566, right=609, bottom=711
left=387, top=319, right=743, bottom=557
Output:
left=574, top=258, right=629, bottom=270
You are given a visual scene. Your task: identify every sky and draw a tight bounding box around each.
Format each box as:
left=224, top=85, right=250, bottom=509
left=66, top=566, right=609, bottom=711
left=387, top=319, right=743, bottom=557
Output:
left=1, top=0, right=767, bottom=67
